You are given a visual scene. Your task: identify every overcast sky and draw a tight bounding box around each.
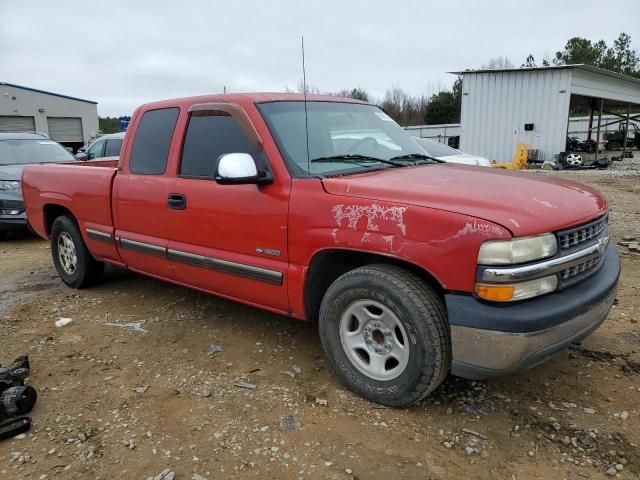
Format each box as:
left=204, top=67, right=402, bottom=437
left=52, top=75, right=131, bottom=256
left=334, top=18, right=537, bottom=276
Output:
left=1, top=1, right=638, bottom=117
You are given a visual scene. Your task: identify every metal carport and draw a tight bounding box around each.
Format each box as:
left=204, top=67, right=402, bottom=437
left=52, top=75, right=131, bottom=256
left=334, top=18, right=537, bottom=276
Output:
left=450, top=65, right=640, bottom=163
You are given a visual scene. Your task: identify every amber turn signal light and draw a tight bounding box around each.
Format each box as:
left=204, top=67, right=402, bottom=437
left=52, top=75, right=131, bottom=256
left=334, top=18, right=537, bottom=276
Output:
left=475, top=284, right=515, bottom=302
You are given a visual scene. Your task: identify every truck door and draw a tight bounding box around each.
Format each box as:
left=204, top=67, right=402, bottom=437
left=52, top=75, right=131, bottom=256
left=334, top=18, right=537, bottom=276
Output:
left=112, top=107, right=180, bottom=280
left=165, top=105, right=290, bottom=312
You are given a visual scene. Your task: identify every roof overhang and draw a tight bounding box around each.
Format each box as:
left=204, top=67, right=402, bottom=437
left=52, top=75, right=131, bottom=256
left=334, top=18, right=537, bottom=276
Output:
left=449, top=64, right=640, bottom=106
left=0, top=81, right=98, bottom=104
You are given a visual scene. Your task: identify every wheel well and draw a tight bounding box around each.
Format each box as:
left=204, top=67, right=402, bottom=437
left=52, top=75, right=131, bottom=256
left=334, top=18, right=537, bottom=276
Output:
left=43, top=204, right=74, bottom=236
left=304, top=249, right=445, bottom=322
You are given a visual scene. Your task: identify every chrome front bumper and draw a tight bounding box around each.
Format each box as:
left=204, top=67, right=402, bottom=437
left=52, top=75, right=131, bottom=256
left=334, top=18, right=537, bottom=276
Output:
left=447, top=245, right=620, bottom=380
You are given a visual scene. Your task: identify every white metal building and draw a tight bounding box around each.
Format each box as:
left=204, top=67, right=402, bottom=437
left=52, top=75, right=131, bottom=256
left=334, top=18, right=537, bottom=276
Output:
left=447, top=65, right=640, bottom=162
left=0, top=82, right=99, bottom=150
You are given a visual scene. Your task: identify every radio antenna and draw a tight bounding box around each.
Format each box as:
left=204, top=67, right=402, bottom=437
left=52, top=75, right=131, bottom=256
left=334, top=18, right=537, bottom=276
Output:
left=301, top=36, right=311, bottom=178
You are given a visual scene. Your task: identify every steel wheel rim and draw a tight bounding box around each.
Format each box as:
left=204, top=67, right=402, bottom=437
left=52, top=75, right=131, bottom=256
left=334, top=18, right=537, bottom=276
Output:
left=57, top=232, right=77, bottom=275
left=339, top=299, right=410, bottom=381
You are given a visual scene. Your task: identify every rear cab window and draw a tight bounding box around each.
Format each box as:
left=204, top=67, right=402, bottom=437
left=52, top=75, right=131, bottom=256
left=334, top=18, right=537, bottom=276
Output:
left=129, top=108, right=179, bottom=175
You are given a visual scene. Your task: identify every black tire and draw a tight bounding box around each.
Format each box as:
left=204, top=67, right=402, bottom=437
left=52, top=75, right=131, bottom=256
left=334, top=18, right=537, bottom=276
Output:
left=50, top=215, right=104, bottom=288
left=0, top=231, right=7, bottom=241
left=318, top=264, right=450, bottom=407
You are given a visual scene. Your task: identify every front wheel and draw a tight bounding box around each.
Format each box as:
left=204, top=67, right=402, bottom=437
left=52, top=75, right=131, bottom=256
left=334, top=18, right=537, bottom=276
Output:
left=50, top=215, right=104, bottom=288
left=318, top=264, right=450, bottom=407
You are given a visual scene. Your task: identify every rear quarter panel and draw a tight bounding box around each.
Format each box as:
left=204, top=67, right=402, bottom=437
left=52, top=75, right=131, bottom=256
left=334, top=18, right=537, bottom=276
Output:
left=22, top=162, right=121, bottom=263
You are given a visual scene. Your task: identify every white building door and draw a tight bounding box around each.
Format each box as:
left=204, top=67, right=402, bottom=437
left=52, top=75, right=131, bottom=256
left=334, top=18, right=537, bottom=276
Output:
left=47, top=117, right=84, bottom=142
left=0, top=115, right=36, bottom=132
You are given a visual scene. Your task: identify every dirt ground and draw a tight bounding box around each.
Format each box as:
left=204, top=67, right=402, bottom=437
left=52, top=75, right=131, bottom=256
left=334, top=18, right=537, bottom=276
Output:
left=1, top=167, right=639, bottom=480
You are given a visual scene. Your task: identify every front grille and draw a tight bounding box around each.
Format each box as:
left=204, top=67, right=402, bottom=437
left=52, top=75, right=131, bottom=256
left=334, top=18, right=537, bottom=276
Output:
left=0, top=200, right=24, bottom=210
left=560, top=256, right=601, bottom=281
left=557, top=215, right=607, bottom=250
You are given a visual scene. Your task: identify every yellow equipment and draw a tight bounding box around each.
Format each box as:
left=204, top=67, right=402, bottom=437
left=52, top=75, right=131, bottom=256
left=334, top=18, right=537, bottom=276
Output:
left=491, top=143, right=529, bottom=169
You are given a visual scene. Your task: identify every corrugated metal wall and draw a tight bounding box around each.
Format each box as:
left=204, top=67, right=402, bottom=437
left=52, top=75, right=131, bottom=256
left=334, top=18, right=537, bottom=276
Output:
left=459, top=70, right=572, bottom=162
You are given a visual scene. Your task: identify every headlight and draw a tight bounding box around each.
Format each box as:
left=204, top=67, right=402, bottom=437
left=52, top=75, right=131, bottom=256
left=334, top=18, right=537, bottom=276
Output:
left=475, top=275, right=558, bottom=302
left=478, top=234, right=557, bottom=265
left=0, top=180, right=21, bottom=192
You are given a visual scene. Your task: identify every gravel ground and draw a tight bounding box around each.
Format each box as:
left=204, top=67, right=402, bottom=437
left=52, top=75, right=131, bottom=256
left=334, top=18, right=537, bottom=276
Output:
left=0, top=168, right=638, bottom=480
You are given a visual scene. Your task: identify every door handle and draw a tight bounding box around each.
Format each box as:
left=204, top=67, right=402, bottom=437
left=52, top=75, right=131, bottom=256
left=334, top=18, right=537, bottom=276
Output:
left=168, top=193, right=186, bottom=210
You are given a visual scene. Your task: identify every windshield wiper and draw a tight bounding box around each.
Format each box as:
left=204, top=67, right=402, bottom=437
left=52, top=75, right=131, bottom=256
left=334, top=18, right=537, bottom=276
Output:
left=310, top=154, right=403, bottom=168
left=388, top=153, right=445, bottom=164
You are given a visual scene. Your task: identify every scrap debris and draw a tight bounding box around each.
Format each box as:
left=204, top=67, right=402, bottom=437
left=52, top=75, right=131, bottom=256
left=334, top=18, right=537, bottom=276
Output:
left=618, top=236, right=640, bottom=254
left=207, top=344, right=225, bottom=357
left=232, top=379, right=256, bottom=389
left=55, top=317, right=73, bottom=327
left=105, top=320, right=147, bottom=333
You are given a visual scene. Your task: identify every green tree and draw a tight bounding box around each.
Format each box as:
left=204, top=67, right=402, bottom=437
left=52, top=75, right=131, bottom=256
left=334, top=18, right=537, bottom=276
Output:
left=336, top=87, right=370, bottom=102
left=553, top=32, right=640, bottom=77
left=423, top=77, right=462, bottom=125
left=99, top=117, right=120, bottom=134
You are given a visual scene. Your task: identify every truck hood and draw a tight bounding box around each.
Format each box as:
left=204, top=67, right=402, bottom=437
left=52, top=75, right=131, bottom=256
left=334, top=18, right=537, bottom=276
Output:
left=0, top=164, right=26, bottom=181
left=321, top=164, right=607, bottom=237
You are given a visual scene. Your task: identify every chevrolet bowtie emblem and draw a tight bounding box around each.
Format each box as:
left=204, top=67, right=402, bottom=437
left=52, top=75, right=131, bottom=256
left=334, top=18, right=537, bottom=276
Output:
left=597, top=235, right=609, bottom=256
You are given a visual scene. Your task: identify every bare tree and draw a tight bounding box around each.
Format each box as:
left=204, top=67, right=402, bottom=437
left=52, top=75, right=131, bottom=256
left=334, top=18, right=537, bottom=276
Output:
left=483, top=57, right=514, bottom=69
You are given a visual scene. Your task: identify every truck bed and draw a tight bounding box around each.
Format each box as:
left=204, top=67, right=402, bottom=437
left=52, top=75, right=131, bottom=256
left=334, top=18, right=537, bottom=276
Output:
left=22, top=160, right=119, bottom=240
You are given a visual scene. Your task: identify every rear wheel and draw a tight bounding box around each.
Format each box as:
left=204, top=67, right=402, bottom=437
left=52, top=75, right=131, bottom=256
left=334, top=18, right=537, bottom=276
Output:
left=50, top=215, right=104, bottom=288
left=318, top=264, right=450, bottom=407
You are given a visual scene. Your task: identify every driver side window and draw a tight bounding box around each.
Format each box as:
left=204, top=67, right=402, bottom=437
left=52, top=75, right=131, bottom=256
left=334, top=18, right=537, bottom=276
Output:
left=87, top=139, right=105, bottom=160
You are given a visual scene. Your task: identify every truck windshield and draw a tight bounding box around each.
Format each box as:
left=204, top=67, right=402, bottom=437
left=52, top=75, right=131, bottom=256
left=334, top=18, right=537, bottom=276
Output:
left=257, top=101, right=427, bottom=177
left=0, top=139, right=77, bottom=165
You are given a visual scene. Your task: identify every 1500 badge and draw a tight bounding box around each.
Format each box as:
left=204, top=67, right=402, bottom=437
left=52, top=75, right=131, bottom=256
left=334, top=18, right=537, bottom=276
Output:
left=256, top=247, right=281, bottom=257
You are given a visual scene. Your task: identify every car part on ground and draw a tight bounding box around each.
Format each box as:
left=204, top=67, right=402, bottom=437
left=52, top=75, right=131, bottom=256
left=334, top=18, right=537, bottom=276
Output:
left=566, top=137, right=597, bottom=153
left=0, top=417, right=31, bottom=442
left=0, top=355, right=36, bottom=442
left=565, top=153, right=583, bottom=166
left=0, top=386, right=37, bottom=417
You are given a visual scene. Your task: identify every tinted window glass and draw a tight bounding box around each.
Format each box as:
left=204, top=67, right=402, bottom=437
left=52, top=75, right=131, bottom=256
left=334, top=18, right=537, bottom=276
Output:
left=104, top=139, right=122, bottom=157
left=130, top=108, right=179, bottom=174
left=180, top=113, right=260, bottom=178
left=87, top=139, right=105, bottom=160
left=0, top=139, right=77, bottom=165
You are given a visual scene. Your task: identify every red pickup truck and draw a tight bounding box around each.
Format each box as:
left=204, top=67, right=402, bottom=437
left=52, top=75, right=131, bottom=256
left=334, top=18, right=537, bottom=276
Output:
left=22, top=94, right=620, bottom=406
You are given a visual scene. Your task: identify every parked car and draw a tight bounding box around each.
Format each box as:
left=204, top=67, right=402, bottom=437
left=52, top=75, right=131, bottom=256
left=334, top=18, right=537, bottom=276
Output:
left=0, top=132, right=78, bottom=240
left=22, top=94, right=619, bottom=406
left=413, top=136, right=491, bottom=166
left=76, top=132, right=125, bottom=161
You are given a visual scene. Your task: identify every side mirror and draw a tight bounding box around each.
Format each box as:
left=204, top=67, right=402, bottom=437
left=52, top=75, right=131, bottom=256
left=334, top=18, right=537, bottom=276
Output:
left=216, top=153, right=269, bottom=185
left=75, top=152, right=88, bottom=161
